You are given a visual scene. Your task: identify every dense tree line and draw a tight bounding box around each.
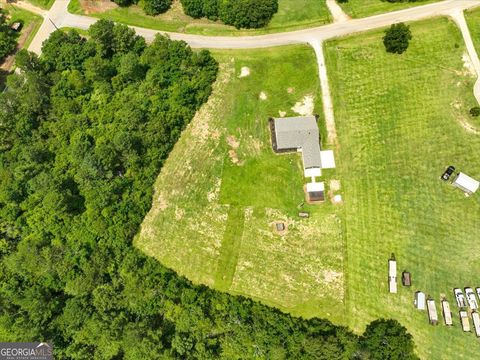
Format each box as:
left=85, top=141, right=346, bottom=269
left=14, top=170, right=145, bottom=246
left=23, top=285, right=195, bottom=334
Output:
left=0, top=19, right=417, bottom=359
left=181, top=0, right=278, bottom=28
left=0, top=8, right=17, bottom=60
left=110, top=0, right=278, bottom=29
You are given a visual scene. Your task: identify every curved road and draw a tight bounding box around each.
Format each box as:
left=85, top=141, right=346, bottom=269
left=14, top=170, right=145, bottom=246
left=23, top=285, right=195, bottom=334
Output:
left=25, top=0, right=480, bottom=53
left=13, top=0, right=480, bottom=142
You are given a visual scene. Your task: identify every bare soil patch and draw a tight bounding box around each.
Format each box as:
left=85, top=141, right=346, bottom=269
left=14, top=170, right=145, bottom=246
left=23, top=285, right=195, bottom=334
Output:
left=79, top=0, right=118, bottom=14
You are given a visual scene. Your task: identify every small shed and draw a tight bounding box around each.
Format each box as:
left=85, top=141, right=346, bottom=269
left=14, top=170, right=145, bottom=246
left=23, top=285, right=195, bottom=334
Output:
left=402, top=271, right=411, bottom=286
left=10, top=22, right=22, bottom=32
left=441, top=299, right=453, bottom=326
left=453, top=172, right=479, bottom=195
left=388, top=257, right=397, bottom=294
left=306, top=182, right=325, bottom=202
left=415, top=291, right=426, bottom=310
left=460, top=310, right=470, bottom=332
left=427, top=298, right=438, bottom=325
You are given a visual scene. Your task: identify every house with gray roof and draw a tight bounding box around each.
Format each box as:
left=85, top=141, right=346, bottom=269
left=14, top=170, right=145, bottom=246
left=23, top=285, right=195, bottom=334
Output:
left=270, top=115, right=335, bottom=178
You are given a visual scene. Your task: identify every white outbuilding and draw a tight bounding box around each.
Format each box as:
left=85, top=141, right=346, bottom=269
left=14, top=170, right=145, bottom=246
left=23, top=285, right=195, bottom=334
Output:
left=453, top=172, right=479, bottom=195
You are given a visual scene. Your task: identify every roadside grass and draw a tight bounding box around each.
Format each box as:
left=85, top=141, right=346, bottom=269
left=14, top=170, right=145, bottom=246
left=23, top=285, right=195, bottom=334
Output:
left=466, top=7, right=480, bottom=57
left=338, top=0, right=441, bottom=19
left=24, top=0, right=54, bottom=10
left=325, top=17, right=480, bottom=359
left=135, top=45, right=347, bottom=322
left=68, top=0, right=331, bottom=36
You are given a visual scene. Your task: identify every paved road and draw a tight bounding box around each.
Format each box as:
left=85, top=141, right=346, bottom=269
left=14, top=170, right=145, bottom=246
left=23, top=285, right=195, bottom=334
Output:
left=26, top=0, right=480, bottom=53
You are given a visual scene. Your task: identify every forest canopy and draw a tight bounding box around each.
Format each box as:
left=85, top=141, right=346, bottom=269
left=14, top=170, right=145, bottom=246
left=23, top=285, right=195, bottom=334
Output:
left=0, top=19, right=417, bottom=359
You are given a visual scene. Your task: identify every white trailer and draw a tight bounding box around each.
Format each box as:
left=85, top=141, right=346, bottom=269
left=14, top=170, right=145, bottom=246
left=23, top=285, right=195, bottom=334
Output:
left=388, top=258, right=397, bottom=294
left=454, top=288, right=467, bottom=308
left=414, top=291, right=426, bottom=310
left=427, top=298, right=438, bottom=325
left=472, top=312, right=480, bottom=337
left=441, top=299, right=453, bottom=326
left=465, top=288, right=478, bottom=310
left=460, top=311, right=470, bottom=332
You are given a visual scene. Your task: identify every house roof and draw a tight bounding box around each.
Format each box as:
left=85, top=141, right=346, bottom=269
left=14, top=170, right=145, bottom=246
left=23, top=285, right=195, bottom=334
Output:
left=453, top=172, right=479, bottom=193
left=273, top=116, right=321, bottom=169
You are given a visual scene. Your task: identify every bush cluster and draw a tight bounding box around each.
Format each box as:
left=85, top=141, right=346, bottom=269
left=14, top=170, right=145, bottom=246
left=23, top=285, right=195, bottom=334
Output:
left=112, top=0, right=172, bottom=16
left=0, top=9, right=17, bottom=60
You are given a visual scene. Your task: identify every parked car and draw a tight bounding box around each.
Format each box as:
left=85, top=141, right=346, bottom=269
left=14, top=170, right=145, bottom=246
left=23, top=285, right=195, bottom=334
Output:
left=441, top=165, right=455, bottom=181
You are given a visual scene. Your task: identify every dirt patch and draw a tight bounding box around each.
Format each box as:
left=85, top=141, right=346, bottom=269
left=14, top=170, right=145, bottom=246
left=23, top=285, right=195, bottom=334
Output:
left=259, top=91, right=267, bottom=100
left=239, top=66, right=250, bottom=78
left=330, top=179, right=341, bottom=192
left=226, top=135, right=239, bottom=149
left=292, top=95, right=314, bottom=116
left=79, top=0, right=118, bottom=14
left=175, top=207, right=185, bottom=220
left=462, top=53, right=477, bottom=77
left=323, top=270, right=342, bottom=283
left=287, top=87, right=294, bottom=94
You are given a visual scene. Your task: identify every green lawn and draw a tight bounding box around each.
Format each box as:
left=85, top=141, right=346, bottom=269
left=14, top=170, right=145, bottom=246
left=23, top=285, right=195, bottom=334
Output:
left=325, top=17, right=480, bottom=359
left=466, top=7, right=480, bottom=55
left=25, top=0, right=54, bottom=10
left=68, top=0, right=330, bottom=36
left=136, top=45, right=346, bottom=321
left=338, top=0, right=441, bottom=18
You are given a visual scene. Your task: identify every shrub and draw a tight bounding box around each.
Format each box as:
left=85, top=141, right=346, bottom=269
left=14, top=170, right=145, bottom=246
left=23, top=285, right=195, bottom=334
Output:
left=142, top=0, right=172, bottom=15
left=470, top=106, right=480, bottom=117
left=383, top=22, right=412, bottom=54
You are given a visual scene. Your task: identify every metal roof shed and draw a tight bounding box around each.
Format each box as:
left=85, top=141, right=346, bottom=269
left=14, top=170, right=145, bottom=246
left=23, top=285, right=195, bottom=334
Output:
left=453, top=172, right=479, bottom=195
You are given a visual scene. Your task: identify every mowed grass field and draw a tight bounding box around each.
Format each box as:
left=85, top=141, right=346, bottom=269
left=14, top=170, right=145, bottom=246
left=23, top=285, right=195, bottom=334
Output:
left=325, top=17, right=480, bottom=359
left=136, top=45, right=347, bottom=321
left=68, top=0, right=330, bottom=36
left=466, top=7, right=480, bottom=54
left=338, top=0, right=440, bottom=18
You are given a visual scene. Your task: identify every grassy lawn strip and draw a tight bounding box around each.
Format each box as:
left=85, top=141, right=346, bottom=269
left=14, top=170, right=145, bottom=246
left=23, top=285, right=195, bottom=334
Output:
left=68, top=0, right=330, bottom=36
left=25, top=0, right=54, bottom=10
left=466, top=7, right=480, bottom=57
left=326, top=16, right=480, bottom=358
left=214, top=206, right=245, bottom=291
left=136, top=45, right=346, bottom=322
left=339, top=0, right=441, bottom=19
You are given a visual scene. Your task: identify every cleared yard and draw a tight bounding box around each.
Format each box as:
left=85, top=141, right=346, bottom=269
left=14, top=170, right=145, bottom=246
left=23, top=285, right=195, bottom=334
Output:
left=136, top=45, right=346, bottom=321
left=68, top=0, right=331, bottom=36
left=338, top=0, right=441, bottom=19
left=325, top=17, right=480, bottom=359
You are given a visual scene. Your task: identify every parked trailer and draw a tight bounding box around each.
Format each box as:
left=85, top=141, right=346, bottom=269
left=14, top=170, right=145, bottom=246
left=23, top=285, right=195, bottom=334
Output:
left=465, top=288, right=478, bottom=310
left=414, top=291, right=426, bottom=310
left=388, top=258, right=397, bottom=294
left=476, top=287, right=480, bottom=300
left=427, top=298, right=438, bottom=325
left=454, top=288, right=467, bottom=308
left=460, top=311, right=470, bottom=332
left=473, top=312, right=480, bottom=337
left=441, top=299, right=453, bottom=326
left=402, top=271, right=411, bottom=286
